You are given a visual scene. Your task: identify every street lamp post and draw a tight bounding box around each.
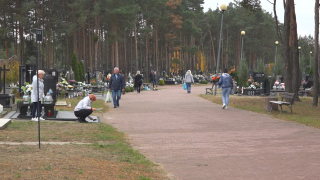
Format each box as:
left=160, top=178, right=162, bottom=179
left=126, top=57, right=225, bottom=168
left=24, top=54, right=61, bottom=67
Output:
left=298, top=47, right=301, bottom=64
left=240, top=31, right=245, bottom=69
left=214, top=4, right=227, bottom=96
left=274, top=41, right=278, bottom=65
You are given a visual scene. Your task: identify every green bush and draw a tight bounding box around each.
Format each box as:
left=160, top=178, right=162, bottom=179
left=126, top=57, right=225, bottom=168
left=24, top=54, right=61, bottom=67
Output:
left=61, top=91, right=66, bottom=98
left=200, top=80, right=208, bottom=84
left=125, top=87, right=134, bottom=92
left=158, top=80, right=165, bottom=86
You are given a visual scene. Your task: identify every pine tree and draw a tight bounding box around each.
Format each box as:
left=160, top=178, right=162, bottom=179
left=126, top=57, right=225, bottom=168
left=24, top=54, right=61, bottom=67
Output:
left=78, top=60, right=85, bottom=82
left=238, top=58, right=249, bottom=87
left=71, top=52, right=80, bottom=81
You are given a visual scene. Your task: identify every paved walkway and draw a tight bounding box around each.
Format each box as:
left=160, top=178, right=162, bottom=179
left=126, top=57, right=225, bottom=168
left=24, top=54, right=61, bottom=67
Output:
left=101, top=85, right=320, bottom=180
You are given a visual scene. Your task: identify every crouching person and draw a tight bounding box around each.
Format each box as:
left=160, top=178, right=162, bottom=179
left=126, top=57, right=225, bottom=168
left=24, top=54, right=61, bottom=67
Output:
left=74, top=94, right=97, bottom=123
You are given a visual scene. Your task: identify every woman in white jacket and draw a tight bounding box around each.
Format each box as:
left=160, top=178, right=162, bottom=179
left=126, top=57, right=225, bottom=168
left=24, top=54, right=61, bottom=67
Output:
left=184, top=70, right=194, bottom=93
left=31, top=70, right=45, bottom=121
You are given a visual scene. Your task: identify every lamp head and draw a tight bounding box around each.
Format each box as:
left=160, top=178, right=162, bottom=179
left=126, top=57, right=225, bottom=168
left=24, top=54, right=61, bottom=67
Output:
left=275, top=41, right=279, bottom=45
left=220, top=4, right=227, bottom=11
left=298, top=46, right=301, bottom=50
left=310, top=51, right=312, bottom=54
left=241, top=31, right=245, bottom=36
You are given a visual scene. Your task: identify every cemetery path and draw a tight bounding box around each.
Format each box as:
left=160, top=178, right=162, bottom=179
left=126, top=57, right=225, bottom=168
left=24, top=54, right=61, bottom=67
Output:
left=99, top=85, right=320, bottom=180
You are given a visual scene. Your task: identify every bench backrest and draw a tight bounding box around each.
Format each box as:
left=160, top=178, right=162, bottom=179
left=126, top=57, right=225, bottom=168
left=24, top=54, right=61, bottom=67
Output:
left=280, top=92, right=295, bottom=104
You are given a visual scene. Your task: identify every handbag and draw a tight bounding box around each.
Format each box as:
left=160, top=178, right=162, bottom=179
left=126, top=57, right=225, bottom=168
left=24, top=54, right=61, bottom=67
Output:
left=183, top=83, right=187, bottom=90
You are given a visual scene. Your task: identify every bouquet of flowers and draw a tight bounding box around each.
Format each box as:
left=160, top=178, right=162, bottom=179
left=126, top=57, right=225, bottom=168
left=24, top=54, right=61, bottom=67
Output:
left=21, top=82, right=33, bottom=94
left=229, top=68, right=237, bottom=78
left=212, top=76, right=220, bottom=84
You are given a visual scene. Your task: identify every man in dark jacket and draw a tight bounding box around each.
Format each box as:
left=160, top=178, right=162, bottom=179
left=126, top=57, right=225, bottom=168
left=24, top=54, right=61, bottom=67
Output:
left=108, top=67, right=125, bottom=108
left=149, top=70, right=154, bottom=83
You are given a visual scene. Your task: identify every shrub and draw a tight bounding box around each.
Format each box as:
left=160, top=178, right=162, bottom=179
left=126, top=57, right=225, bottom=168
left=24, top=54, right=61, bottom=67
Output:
left=125, top=87, right=131, bottom=92
left=12, top=88, right=17, bottom=95
left=61, top=91, right=66, bottom=98
left=130, top=87, right=134, bottom=92
left=200, top=80, right=208, bottom=84
left=158, top=80, right=165, bottom=86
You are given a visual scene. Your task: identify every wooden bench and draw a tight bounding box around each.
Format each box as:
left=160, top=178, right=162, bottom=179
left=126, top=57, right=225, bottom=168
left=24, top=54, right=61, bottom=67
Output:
left=205, top=84, right=215, bottom=95
left=269, top=92, right=295, bottom=114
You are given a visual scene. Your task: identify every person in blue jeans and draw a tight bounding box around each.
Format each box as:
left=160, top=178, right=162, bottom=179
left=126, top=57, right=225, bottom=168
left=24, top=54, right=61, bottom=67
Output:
left=108, top=67, right=125, bottom=108
left=153, top=71, right=158, bottom=89
left=216, top=68, right=233, bottom=109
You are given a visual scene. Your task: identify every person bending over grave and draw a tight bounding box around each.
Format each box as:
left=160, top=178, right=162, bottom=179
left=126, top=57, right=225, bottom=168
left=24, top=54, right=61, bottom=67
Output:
left=31, top=70, right=45, bottom=121
left=74, top=94, right=97, bottom=123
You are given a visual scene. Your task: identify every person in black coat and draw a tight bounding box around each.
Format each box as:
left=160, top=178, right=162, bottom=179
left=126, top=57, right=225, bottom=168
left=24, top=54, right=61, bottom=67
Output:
left=108, top=67, right=125, bottom=108
left=134, top=71, right=143, bottom=93
left=149, top=70, right=154, bottom=83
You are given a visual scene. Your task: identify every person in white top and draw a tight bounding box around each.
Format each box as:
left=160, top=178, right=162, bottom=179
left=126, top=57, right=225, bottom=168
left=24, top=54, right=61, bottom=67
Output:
left=31, top=70, right=45, bottom=121
left=74, top=94, right=97, bottom=123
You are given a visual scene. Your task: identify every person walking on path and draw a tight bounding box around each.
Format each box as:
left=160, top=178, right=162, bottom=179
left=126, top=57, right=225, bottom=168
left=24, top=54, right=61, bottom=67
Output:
left=216, top=68, right=233, bottom=109
left=149, top=70, right=154, bottom=83
left=31, top=70, right=45, bottom=121
left=184, top=70, right=194, bottom=93
left=153, top=71, right=158, bottom=89
left=134, top=71, right=143, bottom=93
left=74, top=94, right=97, bottom=123
left=108, top=67, right=125, bottom=108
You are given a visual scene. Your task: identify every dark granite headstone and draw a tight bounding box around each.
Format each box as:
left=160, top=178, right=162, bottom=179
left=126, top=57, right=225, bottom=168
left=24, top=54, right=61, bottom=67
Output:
left=43, top=71, right=57, bottom=101
left=253, top=72, right=265, bottom=82
left=264, top=79, right=270, bottom=96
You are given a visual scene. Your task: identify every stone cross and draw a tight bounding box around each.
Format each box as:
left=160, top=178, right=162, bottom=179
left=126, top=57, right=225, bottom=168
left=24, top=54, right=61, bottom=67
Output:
left=28, top=67, right=33, bottom=84
left=0, top=65, right=10, bottom=94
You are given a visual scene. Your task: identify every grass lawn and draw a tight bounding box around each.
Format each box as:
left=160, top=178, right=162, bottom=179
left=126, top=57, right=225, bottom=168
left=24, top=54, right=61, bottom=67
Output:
left=0, top=122, right=168, bottom=179
left=200, top=94, right=320, bottom=129
left=1, top=97, right=168, bottom=179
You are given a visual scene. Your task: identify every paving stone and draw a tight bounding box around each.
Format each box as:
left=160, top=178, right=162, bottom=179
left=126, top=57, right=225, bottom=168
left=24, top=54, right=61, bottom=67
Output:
left=102, top=84, right=320, bottom=180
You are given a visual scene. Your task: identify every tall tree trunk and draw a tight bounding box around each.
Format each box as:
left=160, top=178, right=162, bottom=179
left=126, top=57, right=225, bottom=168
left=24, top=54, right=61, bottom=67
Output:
left=313, top=0, right=319, bottom=106
left=134, top=19, right=139, bottom=72
left=208, top=28, right=216, bottom=70
left=114, top=16, right=119, bottom=67
left=145, top=20, right=149, bottom=80
left=94, top=11, right=98, bottom=70
left=283, top=0, right=293, bottom=94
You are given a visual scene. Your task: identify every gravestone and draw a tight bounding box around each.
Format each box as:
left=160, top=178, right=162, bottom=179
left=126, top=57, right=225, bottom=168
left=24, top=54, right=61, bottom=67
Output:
left=86, top=68, right=90, bottom=84
left=66, top=69, right=75, bottom=82
left=43, top=69, right=58, bottom=101
left=253, top=72, right=265, bottom=83
left=19, top=66, right=26, bottom=96
left=264, top=78, right=270, bottom=96
left=0, top=65, right=12, bottom=107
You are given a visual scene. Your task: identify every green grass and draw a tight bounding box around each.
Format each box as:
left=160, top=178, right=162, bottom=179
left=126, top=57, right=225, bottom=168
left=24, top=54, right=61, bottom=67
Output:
left=200, top=94, right=320, bottom=129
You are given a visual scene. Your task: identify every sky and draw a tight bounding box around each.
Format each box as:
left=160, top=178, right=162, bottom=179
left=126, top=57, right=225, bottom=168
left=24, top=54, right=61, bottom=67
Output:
left=202, top=0, right=314, bottom=38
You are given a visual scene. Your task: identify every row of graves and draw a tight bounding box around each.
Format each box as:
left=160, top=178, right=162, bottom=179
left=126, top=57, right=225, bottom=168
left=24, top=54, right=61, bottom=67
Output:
left=0, top=64, right=104, bottom=122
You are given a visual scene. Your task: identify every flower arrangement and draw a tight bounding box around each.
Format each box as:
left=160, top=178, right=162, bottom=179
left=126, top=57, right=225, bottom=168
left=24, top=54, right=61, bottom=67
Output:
left=91, top=79, right=97, bottom=85
left=235, top=87, right=242, bottom=94
left=21, top=83, right=33, bottom=94
left=229, top=68, right=237, bottom=77
left=212, top=76, right=220, bottom=83
left=105, top=77, right=110, bottom=83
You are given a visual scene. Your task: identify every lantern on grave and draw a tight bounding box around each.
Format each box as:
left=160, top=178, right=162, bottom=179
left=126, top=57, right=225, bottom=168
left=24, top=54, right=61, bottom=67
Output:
left=44, top=92, right=53, bottom=104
